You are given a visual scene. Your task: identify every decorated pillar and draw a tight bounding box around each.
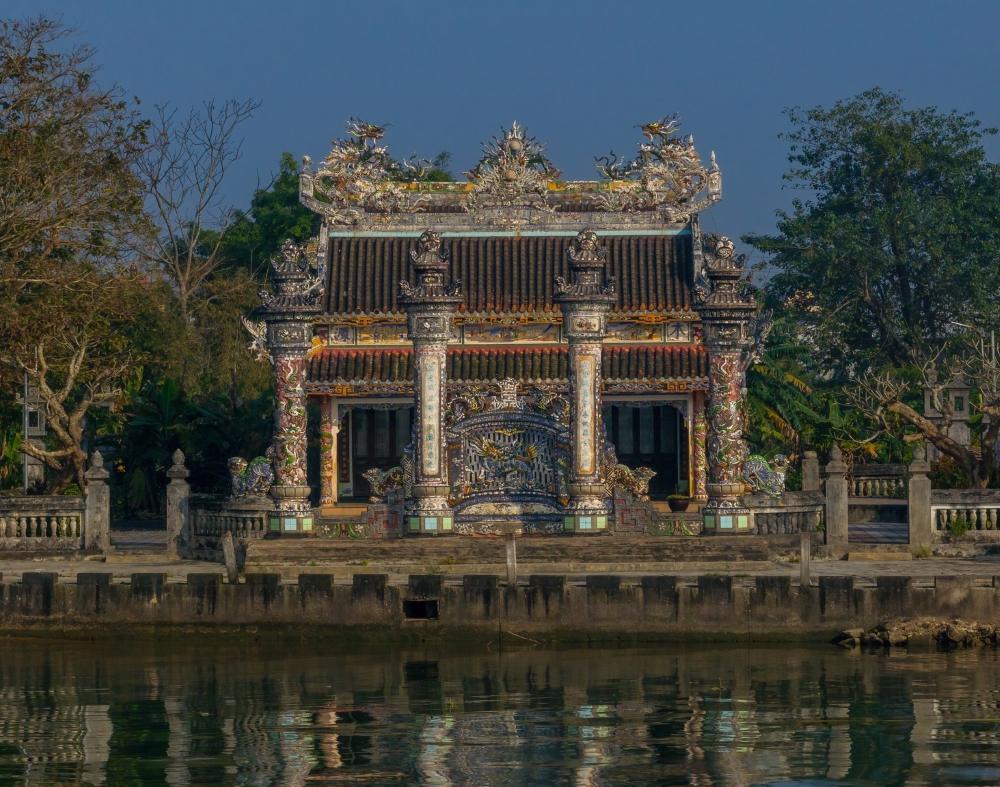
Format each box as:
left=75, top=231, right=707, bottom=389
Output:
left=691, top=390, right=709, bottom=501
left=555, top=229, right=615, bottom=533
left=258, top=240, right=323, bottom=535
left=693, top=235, right=765, bottom=534
left=399, top=230, right=462, bottom=535
left=318, top=398, right=339, bottom=507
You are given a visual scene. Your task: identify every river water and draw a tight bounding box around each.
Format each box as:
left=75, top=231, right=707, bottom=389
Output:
left=0, top=638, right=998, bottom=786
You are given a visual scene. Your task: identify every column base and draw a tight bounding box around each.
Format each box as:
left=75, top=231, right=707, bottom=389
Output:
left=269, top=485, right=314, bottom=536
left=405, top=491, right=454, bottom=535
left=701, top=503, right=753, bottom=534
left=562, top=512, right=610, bottom=534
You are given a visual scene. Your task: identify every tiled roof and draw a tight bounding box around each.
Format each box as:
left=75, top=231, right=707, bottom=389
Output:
left=306, top=345, right=707, bottom=384
left=324, top=234, right=692, bottom=316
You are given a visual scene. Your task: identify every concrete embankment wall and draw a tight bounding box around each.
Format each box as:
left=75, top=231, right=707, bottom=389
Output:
left=0, top=572, right=997, bottom=641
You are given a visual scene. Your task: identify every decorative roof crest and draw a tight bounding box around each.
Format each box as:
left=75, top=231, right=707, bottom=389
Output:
left=260, top=239, right=325, bottom=307
left=299, top=118, right=429, bottom=226
left=595, top=116, right=721, bottom=219
left=463, top=122, right=560, bottom=222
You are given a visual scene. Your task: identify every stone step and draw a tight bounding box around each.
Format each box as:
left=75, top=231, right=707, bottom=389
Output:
left=104, top=550, right=170, bottom=564
left=847, top=551, right=913, bottom=561
left=247, top=535, right=771, bottom=570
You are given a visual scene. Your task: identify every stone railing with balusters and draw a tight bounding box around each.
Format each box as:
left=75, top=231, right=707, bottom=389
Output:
left=931, top=489, right=1000, bottom=539
left=0, top=496, right=87, bottom=552
left=848, top=464, right=907, bottom=499
left=744, top=491, right=824, bottom=536
left=188, top=495, right=272, bottom=560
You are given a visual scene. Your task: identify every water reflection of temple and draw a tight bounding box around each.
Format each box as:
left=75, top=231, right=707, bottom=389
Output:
left=1, top=642, right=999, bottom=784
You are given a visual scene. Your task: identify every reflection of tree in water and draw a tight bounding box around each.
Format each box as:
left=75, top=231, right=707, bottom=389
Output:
left=2, top=642, right=1000, bottom=784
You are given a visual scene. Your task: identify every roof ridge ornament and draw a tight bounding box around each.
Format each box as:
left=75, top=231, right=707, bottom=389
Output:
left=595, top=115, right=722, bottom=220
left=463, top=122, right=560, bottom=227
left=299, top=118, right=429, bottom=226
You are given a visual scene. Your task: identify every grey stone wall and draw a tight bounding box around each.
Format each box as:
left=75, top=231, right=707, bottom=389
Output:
left=1, top=572, right=998, bottom=641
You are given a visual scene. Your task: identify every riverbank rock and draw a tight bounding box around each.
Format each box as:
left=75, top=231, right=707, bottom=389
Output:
left=834, top=617, right=999, bottom=649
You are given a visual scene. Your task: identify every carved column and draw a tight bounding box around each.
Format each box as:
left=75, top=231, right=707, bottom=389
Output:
left=400, top=230, right=462, bottom=535
left=319, top=398, right=339, bottom=507
left=694, top=236, right=761, bottom=534
left=259, top=240, right=322, bottom=535
left=556, top=229, right=615, bottom=533
left=691, top=390, right=709, bottom=501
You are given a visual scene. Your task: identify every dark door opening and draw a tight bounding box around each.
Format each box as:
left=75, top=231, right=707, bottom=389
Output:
left=602, top=403, right=688, bottom=498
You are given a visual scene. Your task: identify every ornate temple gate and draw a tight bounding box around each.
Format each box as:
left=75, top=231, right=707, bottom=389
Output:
left=444, top=382, right=571, bottom=534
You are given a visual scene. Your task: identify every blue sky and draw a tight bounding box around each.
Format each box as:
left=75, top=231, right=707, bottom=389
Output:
left=11, top=0, right=1000, bottom=254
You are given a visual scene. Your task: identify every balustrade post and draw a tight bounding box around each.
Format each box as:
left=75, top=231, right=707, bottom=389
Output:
left=801, top=450, right=820, bottom=492
left=907, top=442, right=933, bottom=547
left=84, top=451, right=111, bottom=553
left=824, top=445, right=849, bottom=555
left=166, top=449, right=190, bottom=560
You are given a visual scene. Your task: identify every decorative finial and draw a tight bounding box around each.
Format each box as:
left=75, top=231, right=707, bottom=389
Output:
left=568, top=229, right=606, bottom=265
left=90, top=450, right=104, bottom=468
left=171, top=448, right=185, bottom=467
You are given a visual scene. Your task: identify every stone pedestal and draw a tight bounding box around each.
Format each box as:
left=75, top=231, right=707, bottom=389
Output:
left=801, top=450, right=821, bottom=492
left=556, top=230, right=614, bottom=533
left=400, top=230, right=462, bottom=535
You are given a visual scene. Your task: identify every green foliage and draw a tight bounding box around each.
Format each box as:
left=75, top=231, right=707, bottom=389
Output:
left=746, top=88, right=1000, bottom=379
left=219, top=152, right=320, bottom=275
left=947, top=514, right=971, bottom=539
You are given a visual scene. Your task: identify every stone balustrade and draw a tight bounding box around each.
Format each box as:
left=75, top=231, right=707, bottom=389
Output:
left=848, top=464, right=906, bottom=498
left=744, top=491, right=824, bottom=536
left=931, top=490, right=1000, bottom=537
left=188, top=496, right=272, bottom=560
left=0, top=497, right=87, bottom=551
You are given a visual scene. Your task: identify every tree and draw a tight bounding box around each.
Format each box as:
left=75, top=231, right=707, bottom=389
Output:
left=747, top=89, right=1000, bottom=484
left=0, top=17, right=150, bottom=489
left=136, top=98, right=259, bottom=321
left=219, top=152, right=320, bottom=274
left=747, top=88, right=1000, bottom=379
left=4, top=270, right=154, bottom=490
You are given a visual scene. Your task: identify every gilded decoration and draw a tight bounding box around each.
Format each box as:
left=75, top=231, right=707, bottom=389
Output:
left=595, top=117, right=721, bottom=220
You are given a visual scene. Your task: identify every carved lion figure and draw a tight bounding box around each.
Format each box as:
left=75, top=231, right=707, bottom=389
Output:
left=602, top=445, right=656, bottom=501
left=228, top=453, right=274, bottom=498
left=743, top=454, right=789, bottom=498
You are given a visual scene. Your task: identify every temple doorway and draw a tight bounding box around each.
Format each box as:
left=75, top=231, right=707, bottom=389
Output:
left=344, top=405, right=414, bottom=499
left=602, top=402, right=688, bottom=498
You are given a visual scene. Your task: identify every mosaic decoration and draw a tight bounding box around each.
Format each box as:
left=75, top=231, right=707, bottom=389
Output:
left=227, top=452, right=274, bottom=498
left=318, top=406, right=336, bottom=505
left=692, top=391, right=709, bottom=500
left=743, top=454, right=789, bottom=498
left=419, top=354, right=442, bottom=477
left=273, top=356, right=308, bottom=489
left=241, top=317, right=269, bottom=362
left=595, top=117, right=722, bottom=219
left=259, top=240, right=325, bottom=308
left=323, top=326, right=355, bottom=345
left=357, top=323, right=410, bottom=344
left=463, top=323, right=559, bottom=344
left=574, top=354, right=597, bottom=475
left=705, top=353, right=749, bottom=489
left=602, top=445, right=656, bottom=501
left=445, top=379, right=571, bottom=529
